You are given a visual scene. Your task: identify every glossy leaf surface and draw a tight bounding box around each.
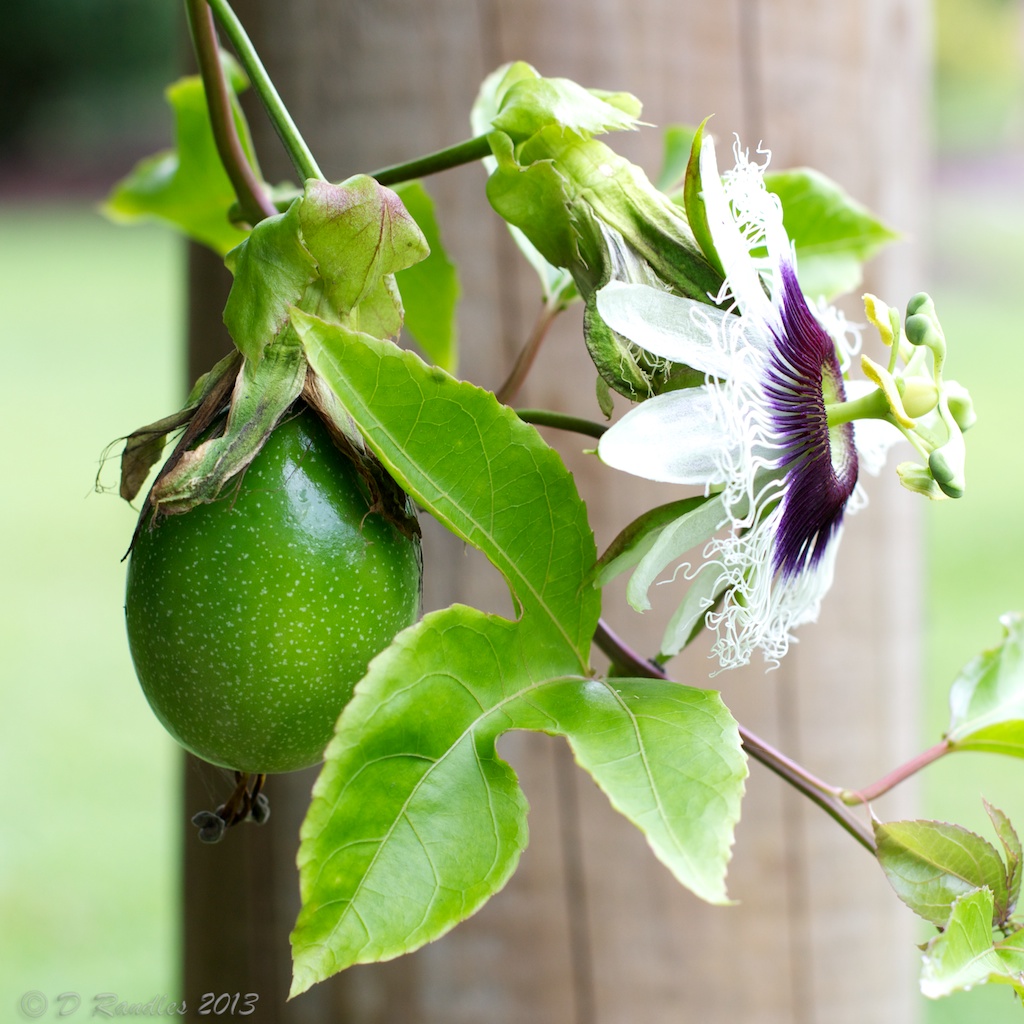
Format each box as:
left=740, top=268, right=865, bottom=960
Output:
left=288, top=320, right=746, bottom=992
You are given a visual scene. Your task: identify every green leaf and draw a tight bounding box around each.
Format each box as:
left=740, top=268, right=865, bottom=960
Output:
left=471, top=69, right=577, bottom=305
left=920, top=889, right=1024, bottom=999
left=293, top=311, right=598, bottom=655
left=222, top=177, right=429, bottom=362
left=551, top=675, right=745, bottom=904
left=480, top=61, right=641, bottom=145
left=985, top=801, right=1022, bottom=918
left=223, top=199, right=317, bottom=362
left=875, top=819, right=1010, bottom=927
left=947, top=613, right=1024, bottom=757
left=656, top=124, right=697, bottom=194
left=299, top=177, right=428, bottom=332
left=290, top=607, right=745, bottom=993
left=102, top=61, right=257, bottom=255
left=391, top=181, right=460, bottom=373
left=288, top=317, right=746, bottom=993
left=486, top=131, right=581, bottom=272
left=764, top=167, right=899, bottom=301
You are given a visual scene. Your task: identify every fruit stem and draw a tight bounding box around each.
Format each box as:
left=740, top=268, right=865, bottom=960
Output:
left=204, top=0, right=325, bottom=183
left=185, top=0, right=277, bottom=224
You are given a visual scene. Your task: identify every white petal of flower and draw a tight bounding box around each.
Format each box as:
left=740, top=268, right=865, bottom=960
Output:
left=699, top=135, right=777, bottom=326
left=660, top=561, right=730, bottom=658
left=596, top=282, right=744, bottom=376
left=706, top=517, right=842, bottom=671
left=598, top=388, right=736, bottom=485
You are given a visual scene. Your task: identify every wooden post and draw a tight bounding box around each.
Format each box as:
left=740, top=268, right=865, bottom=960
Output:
left=183, top=2, right=929, bottom=1020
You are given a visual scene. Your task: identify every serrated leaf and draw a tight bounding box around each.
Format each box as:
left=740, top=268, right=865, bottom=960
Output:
left=985, top=801, right=1023, bottom=918
left=102, top=62, right=257, bottom=255
left=293, top=310, right=598, bottom=656
left=545, top=674, right=745, bottom=903
left=947, top=613, right=1024, bottom=757
left=875, top=819, right=1010, bottom=927
left=290, top=606, right=745, bottom=994
left=392, top=180, right=460, bottom=372
left=920, top=888, right=1024, bottom=999
left=288, top=314, right=746, bottom=993
left=764, top=167, right=898, bottom=301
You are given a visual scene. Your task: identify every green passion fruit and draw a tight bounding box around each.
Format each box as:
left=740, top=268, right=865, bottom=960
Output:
left=125, top=406, right=421, bottom=774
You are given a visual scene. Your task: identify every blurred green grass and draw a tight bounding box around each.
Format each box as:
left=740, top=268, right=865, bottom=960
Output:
left=918, top=179, right=1024, bottom=1023
left=0, top=205, right=182, bottom=1005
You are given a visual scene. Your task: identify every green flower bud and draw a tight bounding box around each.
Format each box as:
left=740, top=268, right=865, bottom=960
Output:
left=928, top=429, right=966, bottom=499
left=899, top=376, right=939, bottom=419
left=944, top=380, right=977, bottom=431
left=896, top=461, right=947, bottom=500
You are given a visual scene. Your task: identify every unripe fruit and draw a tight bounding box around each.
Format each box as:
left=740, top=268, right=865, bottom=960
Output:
left=125, top=406, right=421, bottom=773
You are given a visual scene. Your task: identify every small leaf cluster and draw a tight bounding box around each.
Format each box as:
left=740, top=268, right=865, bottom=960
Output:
left=876, top=615, right=1024, bottom=997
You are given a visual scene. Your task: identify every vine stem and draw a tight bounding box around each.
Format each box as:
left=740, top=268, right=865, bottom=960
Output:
left=496, top=299, right=564, bottom=405
left=514, top=409, right=607, bottom=439
left=591, top=618, right=877, bottom=853
left=203, top=0, right=324, bottom=183
left=184, top=0, right=276, bottom=224
left=370, top=135, right=495, bottom=186
left=843, top=740, right=951, bottom=805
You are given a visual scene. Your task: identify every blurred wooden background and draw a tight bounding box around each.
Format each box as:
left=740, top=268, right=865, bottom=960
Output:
left=183, top=2, right=929, bottom=1020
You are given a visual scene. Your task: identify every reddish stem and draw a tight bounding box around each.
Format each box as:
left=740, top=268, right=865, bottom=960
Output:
left=844, top=740, right=952, bottom=805
left=185, top=0, right=276, bottom=225
left=495, top=300, right=563, bottom=405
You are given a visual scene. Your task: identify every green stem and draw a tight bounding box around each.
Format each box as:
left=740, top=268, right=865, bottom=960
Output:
left=203, top=0, right=324, bottom=182
left=370, top=135, right=494, bottom=186
left=843, top=740, right=952, bottom=805
left=825, top=386, right=891, bottom=428
left=184, top=0, right=275, bottom=224
left=592, top=619, right=876, bottom=853
left=515, top=409, right=608, bottom=439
